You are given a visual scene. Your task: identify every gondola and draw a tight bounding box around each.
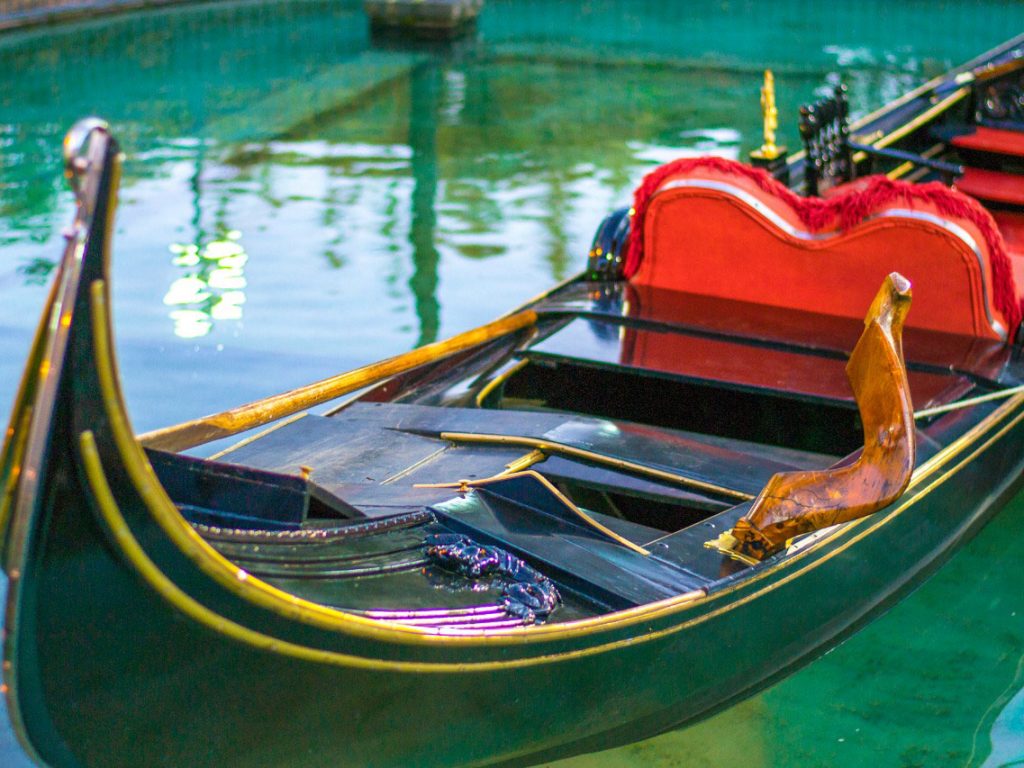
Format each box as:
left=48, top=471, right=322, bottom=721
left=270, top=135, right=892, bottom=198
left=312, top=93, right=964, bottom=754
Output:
left=4, top=33, right=1024, bottom=768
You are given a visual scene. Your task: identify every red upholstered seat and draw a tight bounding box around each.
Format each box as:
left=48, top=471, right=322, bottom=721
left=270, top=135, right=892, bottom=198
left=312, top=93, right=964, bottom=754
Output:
left=624, top=157, right=1021, bottom=342
left=992, top=211, right=1024, bottom=296
left=951, top=126, right=1024, bottom=159
left=955, top=166, right=1024, bottom=207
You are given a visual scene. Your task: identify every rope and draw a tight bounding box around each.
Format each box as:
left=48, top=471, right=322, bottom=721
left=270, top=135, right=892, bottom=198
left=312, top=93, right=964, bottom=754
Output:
left=914, top=383, right=1024, bottom=420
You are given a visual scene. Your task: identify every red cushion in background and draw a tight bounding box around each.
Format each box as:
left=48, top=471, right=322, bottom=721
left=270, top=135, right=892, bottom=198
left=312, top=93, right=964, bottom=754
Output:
left=951, top=126, right=1024, bottom=159
left=956, top=166, right=1024, bottom=207
left=626, top=157, right=1020, bottom=341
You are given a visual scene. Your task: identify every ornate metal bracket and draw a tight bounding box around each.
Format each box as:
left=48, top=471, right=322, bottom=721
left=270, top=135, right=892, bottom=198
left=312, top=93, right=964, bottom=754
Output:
left=799, top=84, right=853, bottom=196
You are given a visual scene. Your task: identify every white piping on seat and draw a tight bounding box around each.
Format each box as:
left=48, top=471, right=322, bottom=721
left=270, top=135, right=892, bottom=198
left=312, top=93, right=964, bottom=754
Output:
left=653, top=179, right=1006, bottom=340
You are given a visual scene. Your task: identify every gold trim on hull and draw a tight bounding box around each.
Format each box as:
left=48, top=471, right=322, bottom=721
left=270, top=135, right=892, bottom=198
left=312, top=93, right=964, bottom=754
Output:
left=867, top=88, right=968, bottom=152
left=78, top=390, right=1024, bottom=670
left=87, top=273, right=1024, bottom=653
left=0, top=272, right=62, bottom=544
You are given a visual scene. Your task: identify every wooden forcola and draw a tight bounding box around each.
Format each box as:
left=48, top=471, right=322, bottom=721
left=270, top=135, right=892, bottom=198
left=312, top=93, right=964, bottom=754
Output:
left=716, top=273, right=916, bottom=561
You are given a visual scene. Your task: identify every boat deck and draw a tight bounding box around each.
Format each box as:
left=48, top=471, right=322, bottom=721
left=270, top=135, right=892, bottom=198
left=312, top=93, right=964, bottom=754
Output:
left=151, top=277, right=1010, bottom=625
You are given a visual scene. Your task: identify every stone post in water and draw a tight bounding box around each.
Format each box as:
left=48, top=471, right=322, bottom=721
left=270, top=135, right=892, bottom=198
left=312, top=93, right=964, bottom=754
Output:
left=364, top=0, right=483, bottom=39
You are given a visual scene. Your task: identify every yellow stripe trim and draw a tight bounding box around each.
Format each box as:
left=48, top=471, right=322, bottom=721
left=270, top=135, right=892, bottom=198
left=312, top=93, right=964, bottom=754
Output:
left=852, top=90, right=967, bottom=166
left=90, top=282, right=450, bottom=641
left=874, top=88, right=968, bottom=150
left=80, top=429, right=710, bottom=670
left=439, top=431, right=753, bottom=502
left=87, top=279, right=1024, bottom=649
left=80, top=430, right=569, bottom=672
left=474, top=358, right=529, bottom=407
left=78, top=390, right=1024, bottom=671
left=0, top=272, right=61, bottom=546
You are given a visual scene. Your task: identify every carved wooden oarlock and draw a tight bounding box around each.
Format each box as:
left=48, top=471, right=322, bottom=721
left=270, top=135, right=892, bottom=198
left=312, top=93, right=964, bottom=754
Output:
left=711, top=272, right=916, bottom=562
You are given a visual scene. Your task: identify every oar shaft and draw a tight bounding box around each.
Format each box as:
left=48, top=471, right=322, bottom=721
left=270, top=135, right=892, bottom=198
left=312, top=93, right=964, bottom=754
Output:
left=140, top=310, right=537, bottom=452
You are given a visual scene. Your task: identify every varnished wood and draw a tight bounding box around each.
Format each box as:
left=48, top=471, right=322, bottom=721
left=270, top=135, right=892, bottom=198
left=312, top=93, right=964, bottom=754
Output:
left=138, top=310, right=537, bottom=452
left=723, top=273, right=917, bottom=560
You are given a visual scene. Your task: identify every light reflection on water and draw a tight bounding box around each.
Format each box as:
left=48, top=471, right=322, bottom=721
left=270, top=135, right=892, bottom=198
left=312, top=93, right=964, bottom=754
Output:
left=0, top=0, right=1023, bottom=765
left=165, top=229, right=248, bottom=338
left=979, top=674, right=1024, bottom=768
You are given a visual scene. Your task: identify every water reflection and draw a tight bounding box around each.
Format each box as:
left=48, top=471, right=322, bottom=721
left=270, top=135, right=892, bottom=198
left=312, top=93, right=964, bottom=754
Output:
left=122, top=45, right=1011, bottom=351
left=160, top=146, right=249, bottom=338
left=408, top=62, right=442, bottom=346
left=164, top=228, right=248, bottom=338
left=975, top=655, right=1024, bottom=767
left=15, top=255, right=56, bottom=285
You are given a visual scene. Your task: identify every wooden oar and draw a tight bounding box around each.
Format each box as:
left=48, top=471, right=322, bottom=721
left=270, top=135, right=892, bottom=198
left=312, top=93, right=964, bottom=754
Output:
left=139, top=310, right=537, bottom=453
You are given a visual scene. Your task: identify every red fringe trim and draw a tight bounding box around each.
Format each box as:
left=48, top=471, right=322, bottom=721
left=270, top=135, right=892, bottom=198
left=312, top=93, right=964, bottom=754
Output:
left=624, top=157, right=1021, bottom=336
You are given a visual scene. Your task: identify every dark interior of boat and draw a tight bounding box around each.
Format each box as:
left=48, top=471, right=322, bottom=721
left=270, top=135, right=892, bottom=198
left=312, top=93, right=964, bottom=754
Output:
left=144, top=285, right=1005, bottom=629
left=142, top=54, right=1024, bottom=631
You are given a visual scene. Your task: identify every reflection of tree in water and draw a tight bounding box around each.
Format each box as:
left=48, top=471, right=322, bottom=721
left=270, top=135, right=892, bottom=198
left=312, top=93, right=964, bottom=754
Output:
left=320, top=183, right=347, bottom=270
left=5, top=123, right=70, bottom=284
left=150, top=51, right=969, bottom=348
left=539, top=169, right=571, bottom=281
left=159, top=55, right=964, bottom=350
left=408, top=62, right=442, bottom=347
left=429, top=60, right=660, bottom=283
left=16, top=257, right=57, bottom=286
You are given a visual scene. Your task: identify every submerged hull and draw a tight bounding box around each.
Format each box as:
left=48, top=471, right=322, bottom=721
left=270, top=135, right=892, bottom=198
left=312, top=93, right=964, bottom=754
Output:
left=6, top=35, right=1024, bottom=768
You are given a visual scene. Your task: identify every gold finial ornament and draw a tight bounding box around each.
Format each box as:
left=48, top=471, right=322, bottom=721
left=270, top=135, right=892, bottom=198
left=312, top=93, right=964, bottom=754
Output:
left=752, top=69, right=784, bottom=161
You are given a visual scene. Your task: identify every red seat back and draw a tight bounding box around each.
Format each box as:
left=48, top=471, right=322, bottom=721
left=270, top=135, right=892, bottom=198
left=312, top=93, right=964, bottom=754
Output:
left=625, top=157, right=1020, bottom=341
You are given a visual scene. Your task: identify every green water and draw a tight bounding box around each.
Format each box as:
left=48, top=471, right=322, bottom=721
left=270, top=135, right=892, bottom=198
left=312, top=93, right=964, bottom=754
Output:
left=1, top=1, right=1023, bottom=765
